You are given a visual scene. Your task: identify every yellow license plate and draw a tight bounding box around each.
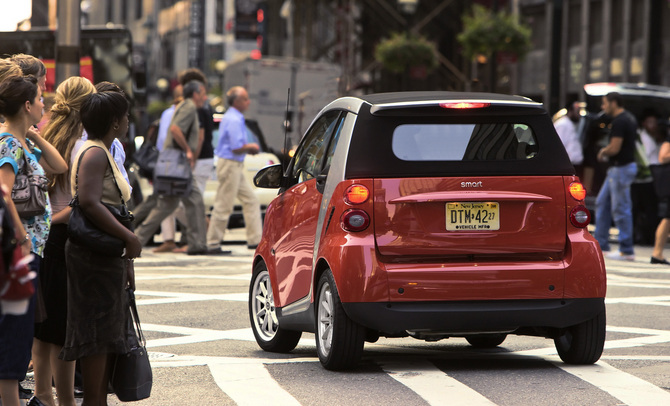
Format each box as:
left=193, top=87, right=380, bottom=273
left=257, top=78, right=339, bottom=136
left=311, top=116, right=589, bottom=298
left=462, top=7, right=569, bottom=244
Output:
left=446, top=202, right=500, bottom=231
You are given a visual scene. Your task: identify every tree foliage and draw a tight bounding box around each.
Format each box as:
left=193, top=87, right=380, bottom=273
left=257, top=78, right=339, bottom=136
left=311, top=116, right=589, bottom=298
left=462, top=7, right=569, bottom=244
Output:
left=458, top=4, right=532, bottom=60
left=375, top=32, right=439, bottom=74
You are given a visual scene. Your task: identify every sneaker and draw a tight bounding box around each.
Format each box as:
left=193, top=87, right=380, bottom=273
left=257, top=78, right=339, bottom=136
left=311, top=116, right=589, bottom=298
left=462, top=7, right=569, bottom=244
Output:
left=606, top=251, right=635, bottom=261
left=152, top=241, right=177, bottom=253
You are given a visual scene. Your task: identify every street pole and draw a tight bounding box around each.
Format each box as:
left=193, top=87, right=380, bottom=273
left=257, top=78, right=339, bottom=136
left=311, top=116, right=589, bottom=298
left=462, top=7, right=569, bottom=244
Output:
left=55, top=0, right=80, bottom=87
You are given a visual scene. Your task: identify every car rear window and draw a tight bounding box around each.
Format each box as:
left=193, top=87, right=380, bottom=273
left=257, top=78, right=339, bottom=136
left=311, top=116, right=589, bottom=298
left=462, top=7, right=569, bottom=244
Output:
left=345, top=103, right=575, bottom=178
left=392, top=123, right=537, bottom=161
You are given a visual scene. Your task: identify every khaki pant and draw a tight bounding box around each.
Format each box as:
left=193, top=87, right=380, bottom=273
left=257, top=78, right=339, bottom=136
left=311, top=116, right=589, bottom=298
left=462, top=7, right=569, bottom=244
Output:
left=206, top=158, right=262, bottom=247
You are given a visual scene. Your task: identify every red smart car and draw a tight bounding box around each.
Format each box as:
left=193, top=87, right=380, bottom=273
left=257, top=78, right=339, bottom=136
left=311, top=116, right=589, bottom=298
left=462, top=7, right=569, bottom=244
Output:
left=249, top=92, right=606, bottom=370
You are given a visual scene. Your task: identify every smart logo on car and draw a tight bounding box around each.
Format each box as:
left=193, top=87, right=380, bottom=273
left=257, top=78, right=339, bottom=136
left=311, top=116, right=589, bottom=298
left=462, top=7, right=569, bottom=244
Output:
left=461, top=181, right=483, bottom=188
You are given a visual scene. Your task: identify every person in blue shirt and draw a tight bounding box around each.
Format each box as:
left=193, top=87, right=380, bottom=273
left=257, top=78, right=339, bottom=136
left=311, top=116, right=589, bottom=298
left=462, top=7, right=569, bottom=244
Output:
left=206, top=86, right=262, bottom=250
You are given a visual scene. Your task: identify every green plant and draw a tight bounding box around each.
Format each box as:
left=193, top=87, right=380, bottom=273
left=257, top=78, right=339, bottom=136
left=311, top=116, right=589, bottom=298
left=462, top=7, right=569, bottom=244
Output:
left=458, top=4, right=532, bottom=61
left=375, top=32, right=438, bottom=74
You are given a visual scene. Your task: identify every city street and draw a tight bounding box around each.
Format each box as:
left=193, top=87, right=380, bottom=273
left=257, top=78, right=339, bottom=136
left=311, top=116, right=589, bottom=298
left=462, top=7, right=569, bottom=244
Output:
left=24, top=232, right=670, bottom=405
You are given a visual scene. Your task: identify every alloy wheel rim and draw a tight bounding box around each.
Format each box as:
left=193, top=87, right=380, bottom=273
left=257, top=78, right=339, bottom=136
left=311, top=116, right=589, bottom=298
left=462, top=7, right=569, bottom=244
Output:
left=252, top=271, right=278, bottom=341
left=317, top=283, right=333, bottom=356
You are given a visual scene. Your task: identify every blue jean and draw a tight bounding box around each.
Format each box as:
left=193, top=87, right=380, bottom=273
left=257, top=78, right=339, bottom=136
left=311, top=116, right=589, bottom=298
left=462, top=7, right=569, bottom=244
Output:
left=595, top=162, right=638, bottom=254
left=0, top=254, right=40, bottom=380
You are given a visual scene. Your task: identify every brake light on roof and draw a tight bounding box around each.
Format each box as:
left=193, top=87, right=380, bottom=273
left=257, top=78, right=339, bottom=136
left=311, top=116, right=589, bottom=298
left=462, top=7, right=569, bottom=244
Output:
left=569, top=182, right=587, bottom=201
left=345, top=185, right=369, bottom=205
left=569, top=206, right=591, bottom=228
left=440, top=102, right=491, bottom=109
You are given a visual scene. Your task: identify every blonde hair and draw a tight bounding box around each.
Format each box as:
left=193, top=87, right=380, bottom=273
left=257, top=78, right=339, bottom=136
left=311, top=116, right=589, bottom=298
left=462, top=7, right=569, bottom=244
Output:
left=0, top=58, right=21, bottom=84
left=42, top=76, right=96, bottom=191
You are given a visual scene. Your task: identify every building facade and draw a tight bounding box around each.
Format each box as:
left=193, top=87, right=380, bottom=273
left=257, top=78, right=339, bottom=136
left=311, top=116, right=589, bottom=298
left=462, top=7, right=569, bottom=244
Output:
left=517, top=0, right=670, bottom=114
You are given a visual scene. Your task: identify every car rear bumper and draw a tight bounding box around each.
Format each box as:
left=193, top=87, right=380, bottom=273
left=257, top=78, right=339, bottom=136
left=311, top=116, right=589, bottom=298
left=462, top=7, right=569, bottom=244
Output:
left=342, top=297, right=605, bottom=334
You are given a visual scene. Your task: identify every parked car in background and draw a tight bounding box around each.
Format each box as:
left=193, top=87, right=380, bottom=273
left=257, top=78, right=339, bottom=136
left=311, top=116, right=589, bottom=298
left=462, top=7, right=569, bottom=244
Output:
left=248, top=91, right=607, bottom=370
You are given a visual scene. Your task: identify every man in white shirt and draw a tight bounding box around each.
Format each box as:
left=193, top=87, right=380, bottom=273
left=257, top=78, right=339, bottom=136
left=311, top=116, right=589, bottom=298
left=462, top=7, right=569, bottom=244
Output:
left=554, top=102, right=584, bottom=173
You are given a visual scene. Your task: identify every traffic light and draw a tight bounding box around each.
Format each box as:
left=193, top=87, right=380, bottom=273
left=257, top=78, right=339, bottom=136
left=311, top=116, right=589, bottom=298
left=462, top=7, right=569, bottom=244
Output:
left=234, top=1, right=266, bottom=55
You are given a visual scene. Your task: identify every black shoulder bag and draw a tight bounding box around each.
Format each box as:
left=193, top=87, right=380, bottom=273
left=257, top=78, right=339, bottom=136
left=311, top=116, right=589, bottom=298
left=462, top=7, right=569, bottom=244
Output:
left=67, top=146, right=134, bottom=257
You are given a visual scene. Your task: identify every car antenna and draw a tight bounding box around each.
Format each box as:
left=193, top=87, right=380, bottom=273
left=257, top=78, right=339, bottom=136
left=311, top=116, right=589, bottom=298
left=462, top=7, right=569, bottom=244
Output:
left=282, top=88, right=290, bottom=173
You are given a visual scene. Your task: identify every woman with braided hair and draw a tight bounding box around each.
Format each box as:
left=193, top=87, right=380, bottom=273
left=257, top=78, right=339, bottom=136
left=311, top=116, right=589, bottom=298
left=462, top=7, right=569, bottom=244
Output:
left=31, top=76, right=95, bottom=406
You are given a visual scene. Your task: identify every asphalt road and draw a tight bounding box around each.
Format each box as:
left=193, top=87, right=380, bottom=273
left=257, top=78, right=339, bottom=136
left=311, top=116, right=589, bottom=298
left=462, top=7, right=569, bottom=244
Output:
left=20, top=233, right=670, bottom=405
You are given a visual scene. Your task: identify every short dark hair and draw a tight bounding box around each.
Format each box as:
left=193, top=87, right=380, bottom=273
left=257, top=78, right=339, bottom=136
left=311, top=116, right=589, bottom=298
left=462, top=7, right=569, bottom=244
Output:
left=178, top=68, right=206, bottom=86
left=81, top=91, right=129, bottom=140
left=183, top=80, right=204, bottom=99
left=605, top=92, right=624, bottom=108
left=0, top=75, right=38, bottom=117
left=95, top=81, right=123, bottom=94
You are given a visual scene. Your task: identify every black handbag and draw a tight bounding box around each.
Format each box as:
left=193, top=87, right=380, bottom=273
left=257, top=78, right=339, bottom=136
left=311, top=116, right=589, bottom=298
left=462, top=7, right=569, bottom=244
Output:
left=133, top=141, right=159, bottom=179
left=111, top=289, right=152, bottom=402
left=67, top=146, right=134, bottom=257
left=152, top=147, right=192, bottom=197
left=650, top=163, right=670, bottom=198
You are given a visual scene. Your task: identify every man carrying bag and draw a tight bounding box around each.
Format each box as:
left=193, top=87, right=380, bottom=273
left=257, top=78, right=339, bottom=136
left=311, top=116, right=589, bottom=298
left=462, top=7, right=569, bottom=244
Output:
left=134, top=80, right=213, bottom=255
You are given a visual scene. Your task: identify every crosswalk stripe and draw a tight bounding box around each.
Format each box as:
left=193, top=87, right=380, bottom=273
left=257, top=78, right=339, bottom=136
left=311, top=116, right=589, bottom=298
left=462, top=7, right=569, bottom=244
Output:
left=378, top=359, right=497, bottom=406
left=209, top=361, right=302, bottom=406
left=556, top=360, right=670, bottom=406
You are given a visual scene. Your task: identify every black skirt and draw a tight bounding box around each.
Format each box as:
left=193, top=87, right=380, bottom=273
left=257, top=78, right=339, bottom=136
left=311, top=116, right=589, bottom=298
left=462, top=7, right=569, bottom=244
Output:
left=60, top=240, right=131, bottom=361
left=34, top=224, right=68, bottom=345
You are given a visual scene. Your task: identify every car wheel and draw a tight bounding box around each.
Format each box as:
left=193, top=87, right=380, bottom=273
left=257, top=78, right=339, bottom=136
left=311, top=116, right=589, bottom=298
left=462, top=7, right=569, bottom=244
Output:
left=315, top=270, right=366, bottom=370
left=465, top=334, right=507, bottom=348
left=249, top=262, right=301, bottom=352
left=554, top=310, right=606, bottom=364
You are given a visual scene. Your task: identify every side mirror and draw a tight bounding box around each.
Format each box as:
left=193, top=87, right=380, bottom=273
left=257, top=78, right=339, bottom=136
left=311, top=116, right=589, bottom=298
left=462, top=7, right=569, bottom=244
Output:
left=254, top=164, right=283, bottom=189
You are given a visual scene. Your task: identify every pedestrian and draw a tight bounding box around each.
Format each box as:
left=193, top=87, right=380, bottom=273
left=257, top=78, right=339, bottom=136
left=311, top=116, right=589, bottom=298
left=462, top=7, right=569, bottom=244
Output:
left=59, top=89, right=141, bottom=405
left=594, top=92, right=638, bottom=261
left=651, top=134, right=670, bottom=265
left=554, top=101, right=584, bottom=178
left=177, top=69, right=216, bottom=201
left=134, top=80, right=214, bottom=255
left=140, top=84, right=188, bottom=253
left=33, top=76, right=95, bottom=406
left=206, top=86, right=262, bottom=251
left=36, top=92, right=55, bottom=132
left=171, top=68, right=217, bottom=253
left=631, top=110, right=662, bottom=245
left=0, top=74, right=67, bottom=406
left=9, top=54, right=47, bottom=92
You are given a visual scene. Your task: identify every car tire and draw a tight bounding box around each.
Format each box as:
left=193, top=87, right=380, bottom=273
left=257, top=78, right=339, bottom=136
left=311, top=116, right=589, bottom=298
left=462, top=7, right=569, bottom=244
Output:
left=554, top=310, right=606, bottom=364
left=315, top=270, right=366, bottom=370
left=465, top=334, right=507, bottom=348
left=249, top=262, right=301, bottom=352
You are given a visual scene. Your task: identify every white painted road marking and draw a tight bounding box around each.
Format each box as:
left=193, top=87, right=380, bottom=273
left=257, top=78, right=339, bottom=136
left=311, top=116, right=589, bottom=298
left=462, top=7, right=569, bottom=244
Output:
left=379, top=358, right=497, bottom=406
left=556, top=360, right=670, bottom=406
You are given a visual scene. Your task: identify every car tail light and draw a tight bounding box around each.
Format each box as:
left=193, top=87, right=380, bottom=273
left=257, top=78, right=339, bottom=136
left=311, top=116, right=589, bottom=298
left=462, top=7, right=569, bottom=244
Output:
left=569, top=182, right=587, bottom=201
left=341, top=209, right=370, bottom=232
left=569, top=205, right=591, bottom=228
left=440, top=102, right=491, bottom=109
left=345, top=185, right=369, bottom=205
